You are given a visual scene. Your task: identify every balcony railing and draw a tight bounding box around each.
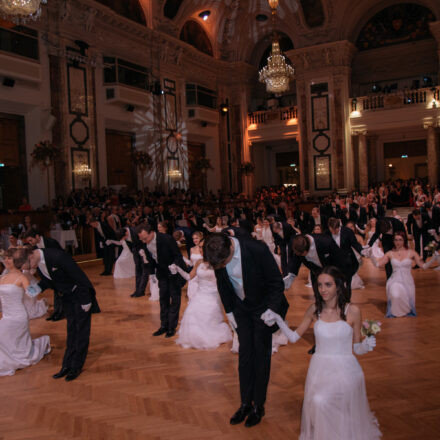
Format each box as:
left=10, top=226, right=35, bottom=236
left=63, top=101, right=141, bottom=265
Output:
left=350, top=86, right=440, bottom=113
left=248, top=106, right=297, bottom=126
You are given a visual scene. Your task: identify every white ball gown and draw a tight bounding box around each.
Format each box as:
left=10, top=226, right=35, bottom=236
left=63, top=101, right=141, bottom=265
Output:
left=0, top=283, right=50, bottom=376
left=386, top=258, right=416, bottom=317
left=176, top=262, right=232, bottom=350
left=300, top=315, right=381, bottom=439
left=186, top=252, right=203, bottom=300
left=113, top=240, right=135, bottom=279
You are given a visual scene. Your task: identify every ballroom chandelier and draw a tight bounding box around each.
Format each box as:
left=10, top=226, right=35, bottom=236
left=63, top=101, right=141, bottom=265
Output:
left=73, top=164, right=92, bottom=177
left=0, top=0, right=47, bottom=21
left=259, top=0, right=294, bottom=95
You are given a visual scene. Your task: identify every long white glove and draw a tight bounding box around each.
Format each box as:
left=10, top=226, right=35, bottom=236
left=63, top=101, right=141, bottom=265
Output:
left=183, top=256, right=193, bottom=267
left=260, top=310, right=300, bottom=343
left=139, top=249, right=148, bottom=264
left=283, top=273, right=296, bottom=290
left=168, top=263, right=178, bottom=275
left=423, top=253, right=440, bottom=269
left=353, top=336, right=376, bottom=355
left=226, top=312, right=237, bottom=331
left=25, top=283, right=42, bottom=298
left=106, top=240, right=122, bottom=246
left=169, top=263, right=190, bottom=281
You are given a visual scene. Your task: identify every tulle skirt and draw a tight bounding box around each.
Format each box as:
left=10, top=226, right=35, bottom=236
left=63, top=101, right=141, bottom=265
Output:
left=186, top=276, right=198, bottom=300
left=177, top=290, right=232, bottom=350
left=22, top=296, right=48, bottom=319
left=300, top=354, right=381, bottom=440
left=113, top=251, right=135, bottom=279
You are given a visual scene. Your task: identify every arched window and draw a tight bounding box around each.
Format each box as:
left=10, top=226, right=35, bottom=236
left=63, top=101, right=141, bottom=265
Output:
left=164, top=0, right=183, bottom=20
left=356, top=3, right=436, bottom=51
left=95, top=0, right=146, bottom=25
left=258, top=34, right=294, bottom=70
left=179, top=20, right=213, bottom=56
left=299, top=0, right=325, bottom=28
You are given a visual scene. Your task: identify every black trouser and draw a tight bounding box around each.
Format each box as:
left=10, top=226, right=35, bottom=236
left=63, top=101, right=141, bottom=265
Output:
left=134, top=252, right=149, bottom=295
left=103, top=244, right=115, bottom=274
left=53, top=290, right=63, bottom=316
left=157, top=276, right=182, bottom=330
left=233, top=303, right=272, bottom=407
left=62, top=301, right=92, bottom=371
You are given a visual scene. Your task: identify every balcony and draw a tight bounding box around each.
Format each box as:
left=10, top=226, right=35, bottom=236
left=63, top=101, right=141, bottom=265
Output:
left=349, top=86, right=440, bottom=131
left=247, top=106, right=299, bottom=142
left=104, top=85, right=150, bottom=108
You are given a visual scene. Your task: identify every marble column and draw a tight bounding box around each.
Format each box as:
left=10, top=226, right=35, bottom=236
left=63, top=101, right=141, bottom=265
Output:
left=358, top=131, right=368, bottom=192
left=425, top=124, right=439, bottom=186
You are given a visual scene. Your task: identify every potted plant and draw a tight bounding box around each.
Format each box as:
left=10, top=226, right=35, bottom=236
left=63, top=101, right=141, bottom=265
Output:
left=240, top=161, right=255, bottom=176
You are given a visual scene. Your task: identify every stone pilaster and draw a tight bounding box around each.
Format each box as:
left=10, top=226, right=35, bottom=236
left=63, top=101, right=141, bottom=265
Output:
left=424, top=123, right=439, bottom=186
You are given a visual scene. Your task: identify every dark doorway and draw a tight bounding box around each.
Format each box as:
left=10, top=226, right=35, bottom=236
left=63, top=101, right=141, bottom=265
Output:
left=105, top=130, right=136, bottom=188
left=0, top=114, right=27, bottom=210
left=188, top=142, right=205, bottom=193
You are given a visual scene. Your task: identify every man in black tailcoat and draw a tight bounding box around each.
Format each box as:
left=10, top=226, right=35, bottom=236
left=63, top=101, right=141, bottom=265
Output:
left=204, top=233, right=288, bottom=428
left=137, top=223, right=188, bottom=337
left=128, top=225, right=150, bottom=297
left=28, top=248, right=100, bottom=381
left=24, top=230, right=64, bottom=321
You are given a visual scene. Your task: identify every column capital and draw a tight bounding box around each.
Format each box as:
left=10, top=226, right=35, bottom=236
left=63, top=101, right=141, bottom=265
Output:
left=423, top=121, right=440, bottom=130
left=287, top=40, right=357, bottom=74
left=351, top=129, right=368, bottom=136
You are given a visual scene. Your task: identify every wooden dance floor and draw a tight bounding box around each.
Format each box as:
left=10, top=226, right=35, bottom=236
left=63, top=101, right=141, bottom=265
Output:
left=1, top=260, right=439, bottom=439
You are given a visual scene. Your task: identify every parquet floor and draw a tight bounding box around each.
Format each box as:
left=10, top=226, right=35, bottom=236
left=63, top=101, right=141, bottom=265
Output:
left=1, top=259, right=440, bottom=440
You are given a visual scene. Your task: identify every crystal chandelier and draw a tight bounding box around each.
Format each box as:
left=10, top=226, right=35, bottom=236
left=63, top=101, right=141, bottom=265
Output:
left=259, top=0, right=294, bottom=94
left=73, top=164, right=92, bottom=177
left=0, top=0, right=47, bottom=21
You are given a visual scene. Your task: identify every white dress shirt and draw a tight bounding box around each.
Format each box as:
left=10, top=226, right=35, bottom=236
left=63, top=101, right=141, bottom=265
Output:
left=147, top=232, right=158, bottom=262
left=332, top=232, right=341, bottom=247
left=305, top=235, right=322, bottom=268
left=37, top=237, right=45, bottom=249
left=38, top=249, right=51, bottom=280
left=226, top=237, right=245, bottom=300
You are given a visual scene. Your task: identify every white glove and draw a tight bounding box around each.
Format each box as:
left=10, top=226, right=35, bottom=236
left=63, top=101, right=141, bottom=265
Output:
left=105, top=240, right=112, bottom=246
left=261, top=310, right=300, bottom=343
left=183, top=256, right=193, bottom=266
left=423, top=254, right=440, bottom=269
left=428, top=229, right=436, bottom=236
left=251, top=232, right=257, bottom=238
left=361, top=247, right=371, bottom=257
left=226, top=312, right=237, bottom=330
left=168, top=264, right=178, bottom=275
left=261, top=309, right=277, bottom=326
left=174, top=264, right=190, bottom=281
left=353, top=336, right=376, bottom=355
left=283, top=273, right=296, bottom=290
left=25, top=283, right=42, bottom=298
left=139, top=249, right=148, bottom=264
left=81, top=303, right=92, bottom=312
left=203, top=223, right=208, bottom=228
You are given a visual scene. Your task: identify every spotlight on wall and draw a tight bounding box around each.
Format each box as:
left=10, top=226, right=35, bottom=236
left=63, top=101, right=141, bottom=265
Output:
left=2, top=77, right=15, bottom=87
left=220, top=103, right=229, bottom=115
left=198, top=10, right=210, bottom=20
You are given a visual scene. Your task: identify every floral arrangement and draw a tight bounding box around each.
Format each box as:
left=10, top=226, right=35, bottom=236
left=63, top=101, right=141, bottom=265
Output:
left=424, top=241, right=439, bottom=256
left=31, top=141, right=62, bottom=168
left=194, top=157, right=213, bottom=170
left=240, top=161, right=255, bottom=175
left=361, top=319, right=382, bottom=337
left=132, top=150, right=152, bottom=169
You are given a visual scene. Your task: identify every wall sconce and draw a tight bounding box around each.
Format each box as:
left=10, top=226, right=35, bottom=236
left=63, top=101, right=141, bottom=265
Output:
left=220, top=103, right=229, bottom=115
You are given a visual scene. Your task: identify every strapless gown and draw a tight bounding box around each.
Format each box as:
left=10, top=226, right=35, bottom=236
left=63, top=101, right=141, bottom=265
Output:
left=386, top=258, right=416, bottom=317
left=300, top=319, right=381, bottom=439
left=0, top=284, right=50, bottom=376
left=177, top=263, right=232, bottom=350
left=186, top=252, right=203, bottom=300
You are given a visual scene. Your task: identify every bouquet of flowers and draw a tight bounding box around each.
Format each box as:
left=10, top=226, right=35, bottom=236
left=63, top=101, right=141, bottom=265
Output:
left=194, top=157, right=213, bottom=171
left=240, top=161, right=255, bottom=175
left=424, top=240, right=439, bottom=256
left=31, top=140, right=62, bottom=168
left=132, top=150, right=152, bottom=170
left=361, top=319, right=381, bottom=337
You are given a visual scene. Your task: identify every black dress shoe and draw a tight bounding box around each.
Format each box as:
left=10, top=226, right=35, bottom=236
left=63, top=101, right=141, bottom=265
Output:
left=130, top=292, right=145, bottom=297
left=165, top=329, right=176, bottom=338
left=52, top=313, right=65, bottom=321
left=230, top=404, right=252, bottom=425
left=152, top=327, right=167, bottom=336
left=65, top=369, right=81, bottom=382
left=46, top=313, right=55, bottom=321
left=308, top=345, right=316, bottom=355
left=245, top=405, right=265, bottom=428
left=100, top=272, right=112, bottom=276
left=53, top=367, right=71, bottom=379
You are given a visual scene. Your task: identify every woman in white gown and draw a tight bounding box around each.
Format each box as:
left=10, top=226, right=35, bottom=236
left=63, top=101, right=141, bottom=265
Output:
left=108, top=228, right=135, bottom=279
left=371, top=231, right=430, bottom=318
left=0, top=248, right=50, bottom=376
left=185, top=231, right=204, bottom=300
left=365, top=219, right=384, bottom=260
left=170, top=249, right=232, bottom=350
left=263, top=266, right=381, bottom=440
